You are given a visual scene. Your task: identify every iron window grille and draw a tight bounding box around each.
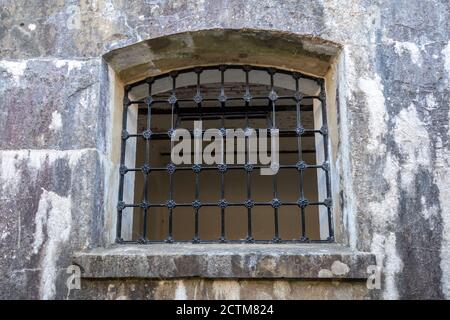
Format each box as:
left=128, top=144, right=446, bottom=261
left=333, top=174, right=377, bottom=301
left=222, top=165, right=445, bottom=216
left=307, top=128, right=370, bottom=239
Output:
left=116, top=65, right=334, bottom=244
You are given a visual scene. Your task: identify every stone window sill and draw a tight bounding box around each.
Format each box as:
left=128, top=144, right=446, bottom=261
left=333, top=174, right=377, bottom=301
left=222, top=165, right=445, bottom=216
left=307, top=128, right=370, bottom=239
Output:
left=73, top=243, right=376, bottom=280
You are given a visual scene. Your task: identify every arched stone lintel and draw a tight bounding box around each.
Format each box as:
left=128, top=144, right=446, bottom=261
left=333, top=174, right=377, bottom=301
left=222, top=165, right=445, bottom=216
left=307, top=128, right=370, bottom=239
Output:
left=103, top=28, right=342, bottom=84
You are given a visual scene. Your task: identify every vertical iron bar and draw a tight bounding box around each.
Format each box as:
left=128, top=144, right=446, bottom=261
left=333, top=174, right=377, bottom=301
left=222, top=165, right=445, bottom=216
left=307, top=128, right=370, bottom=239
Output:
left=141, top=80, right=153, bottom=242
left=194, top=69, right=202, bottom=243
left=244, top=67, right=253, bottom=242
left=219, top=65, right=226, bottom=242
left=116, top=87, right=130, bottom=242
left=295, top=75, right=307, bottom=241
left=166, top=72, right=177, bottom=242
left=269, top=70, right=280, bottom=242
left=319, top=80, right=334, bottom=241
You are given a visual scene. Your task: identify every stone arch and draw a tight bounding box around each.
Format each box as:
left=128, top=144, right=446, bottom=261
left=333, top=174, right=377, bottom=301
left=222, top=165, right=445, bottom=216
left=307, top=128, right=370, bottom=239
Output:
left=103, top=28, right=341, bottom=84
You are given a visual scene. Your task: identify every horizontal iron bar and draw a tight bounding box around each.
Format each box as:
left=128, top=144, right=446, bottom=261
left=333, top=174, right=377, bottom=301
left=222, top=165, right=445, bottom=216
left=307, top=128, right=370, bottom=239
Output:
left=135, top=130, right=319, bottom=140
left=158, top=150, right=316, bottom=156
left=119, top=239, right=333, bottom=244
left=127, top=64, right=323, bottom=90
left=138, top=104, right=313, bottom=115
left=120, top=201, right=326, bottom=208
left=126, top=163, right=323, bottom=172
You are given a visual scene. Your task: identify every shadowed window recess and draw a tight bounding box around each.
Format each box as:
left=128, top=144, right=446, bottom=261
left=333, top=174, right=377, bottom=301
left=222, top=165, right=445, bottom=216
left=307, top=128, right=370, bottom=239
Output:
left=116, top=65, right=333, bottom=244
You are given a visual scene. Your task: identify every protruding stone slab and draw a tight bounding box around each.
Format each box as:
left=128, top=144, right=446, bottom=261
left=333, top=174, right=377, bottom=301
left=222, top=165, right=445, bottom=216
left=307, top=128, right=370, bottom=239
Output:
left=73, top=244, right=376, bottom=280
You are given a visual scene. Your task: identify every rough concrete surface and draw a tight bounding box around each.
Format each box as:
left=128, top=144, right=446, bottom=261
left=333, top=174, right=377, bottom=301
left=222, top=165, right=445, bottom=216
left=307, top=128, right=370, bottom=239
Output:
left=0, top=0, right=449, bottom=299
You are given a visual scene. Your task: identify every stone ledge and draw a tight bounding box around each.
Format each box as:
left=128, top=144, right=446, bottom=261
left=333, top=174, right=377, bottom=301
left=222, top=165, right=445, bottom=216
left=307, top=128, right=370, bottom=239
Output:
left=73, top=244, right=376, bottom=280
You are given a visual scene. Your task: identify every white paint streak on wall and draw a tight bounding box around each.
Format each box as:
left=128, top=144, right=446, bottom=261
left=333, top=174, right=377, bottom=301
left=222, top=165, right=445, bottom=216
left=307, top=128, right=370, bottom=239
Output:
left=212, top=281, right=240, bottom=300
left=174, top=280, right=187, bottom=300
left=273, top=281, right=291, bottom=299
left=368, top=152, right=402, bottom=299
left=442, top=41, right=450, bottom=78
left=48, top=110, right=63, bottom=131
left=0, top=149, right=95, bottom=195
left=393, top=104, right=431, bottom=195
left=371, top=232, right=403, bottom=299
left=383, top=37, right=422, bottom=66
left=0, top=60, right=27, bottom=83
left=54, top=60, right=84, bottom=73
left=436, top=54, right=450, bottom=296
left=394, top=42, right=421, bottom=66
left=32, top=189, right=72, bottom=299
left=358, top=75, right=387, bottom=153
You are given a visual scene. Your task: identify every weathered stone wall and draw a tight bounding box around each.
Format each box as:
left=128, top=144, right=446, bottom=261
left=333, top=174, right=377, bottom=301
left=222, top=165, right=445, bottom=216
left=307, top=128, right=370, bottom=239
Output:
left=0, top=0, right=449, bottom=299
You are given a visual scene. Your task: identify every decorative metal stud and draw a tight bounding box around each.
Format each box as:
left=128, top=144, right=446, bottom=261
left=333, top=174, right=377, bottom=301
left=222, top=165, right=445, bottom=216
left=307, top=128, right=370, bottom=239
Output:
left=296, top=161, right=307, bottom=171
left=300, top=236, right=309, bottom=242
left=167, top=128, right=175, bottom=139
left=244, top=199, right=254, bottom=209
left=243, top=65, right=252, bottom=72
left=193, top=93, right=203, bottom=104
left=268, top=90, right=278, bottom=101
left=297, top=198, right=309, bottom=208
left=119, top=165, right=128, bottom=175
left=165, top=236, right=173, bottom=243
left=116, top=237, right=124, bottom=244
left=244, top=163, right=254, bottom=173
left=141, top=164, right=151, bottom=174
left=193, top=127, right=202, bottom=138
left=320, top=125, right=328, bottom=135
left=139, top=201, right=149, bottom=209
left=323, top=198, right=332, bottom=208
left=192, top=200, right=202, bottom=209
left=218, top=164, right=227, bottom=173
left=244, top=127, right=254, bottom=137
left=142, top=129, right=152, bottom=140
left=294, top=91, right=303, bottom=102
left=219, top=127, right=227, bottom=137
left=322, top=162, right=329, bottom=171
left=121, top=130, right=129, bottom=140
left=144, top=96, right=153, bottom=105
left=168, top=94, right=177, bottom=105
left=117, top=201, right=126, bottom=211
left=192, top=164, right=201, bottom=173
left=296, top=126, right=305, bottom=136
left=137, top=237, right=147, bottom=244
left=218, top=94, right=227, bottom=103
left=271, top=198, right=282, bottom=209
left=167, top=163, right=176, bottom=174
left=218, top=199, right=228, bottom=209
left=270, top=162, right=280, bottom=173
left=166, top=200, right=176, bottom=209
left=272, top=236, right=282, bottom=243
left=243, top=91, right=252, bottom=102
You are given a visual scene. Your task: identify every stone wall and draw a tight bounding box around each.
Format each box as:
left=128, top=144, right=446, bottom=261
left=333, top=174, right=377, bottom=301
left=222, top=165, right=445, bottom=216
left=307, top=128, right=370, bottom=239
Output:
left=0, top=0, right=449, bottom=299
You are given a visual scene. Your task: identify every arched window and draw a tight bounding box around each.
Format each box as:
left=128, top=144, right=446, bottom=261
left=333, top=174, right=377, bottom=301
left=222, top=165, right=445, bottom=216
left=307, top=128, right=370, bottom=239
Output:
left=116, top=65, right=333, bottom=244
